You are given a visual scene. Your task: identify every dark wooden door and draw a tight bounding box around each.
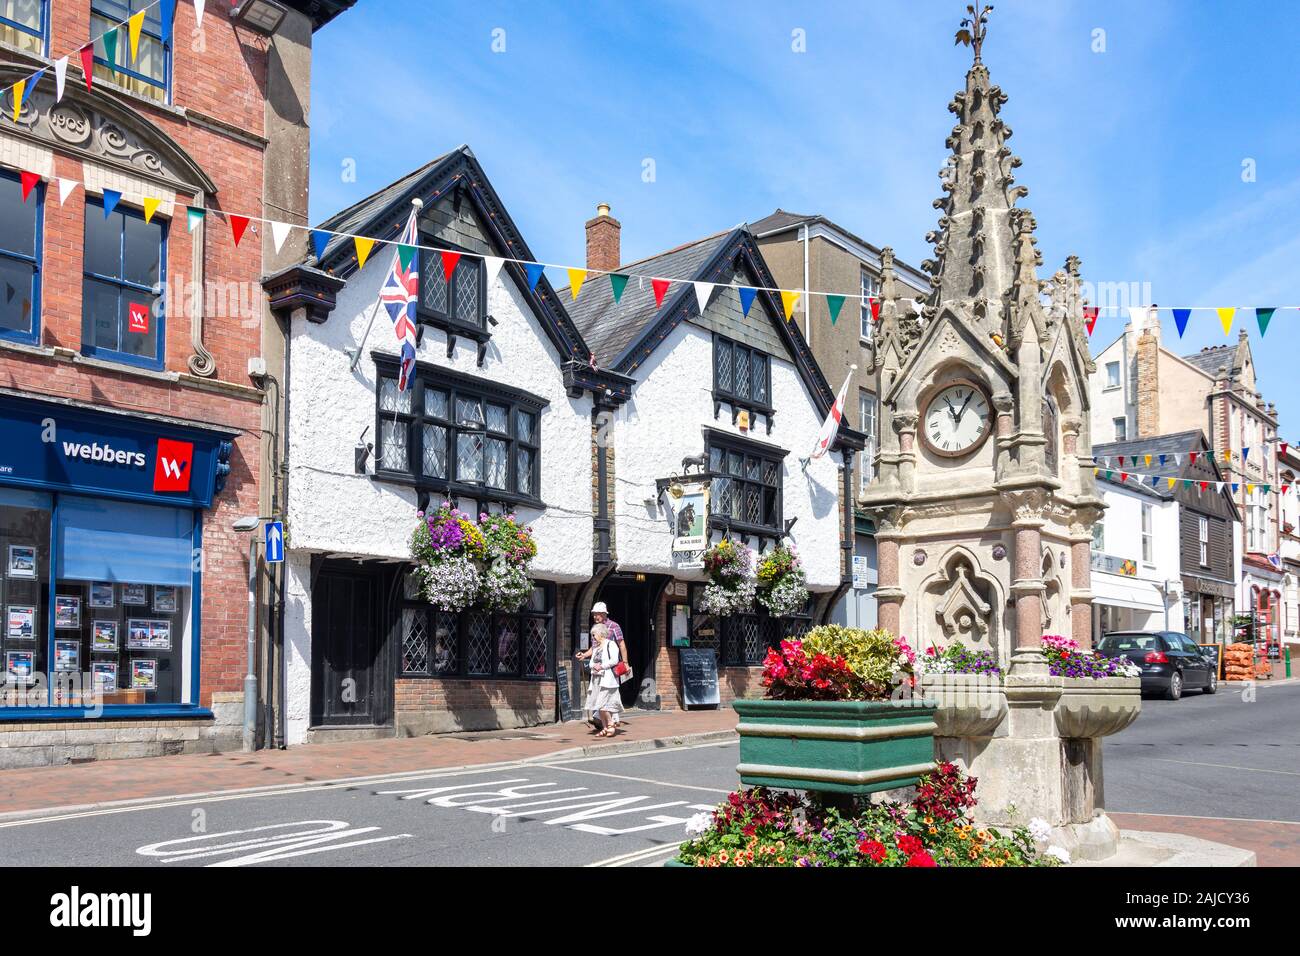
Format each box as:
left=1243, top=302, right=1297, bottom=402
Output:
left=311, top=565, right=390, bottom=727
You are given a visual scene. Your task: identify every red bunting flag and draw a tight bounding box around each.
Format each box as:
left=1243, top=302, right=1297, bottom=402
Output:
left=651, top=278, right=670, bottom=308
left=20, top=170, right=40, bottom=201
left=1117, top=455, right=1125, bottom=466
left=229, top=214, right=250, bottom=247
left=440, top=251, right=461, bottom=282
left=870, top=297, right=880, bottom=322
left=1120, top=472, right=1128, bottom=482
left=1083, top=307, right=1099, bottom=335
left=1200, top=481, right=1208, bottom=493
left=1281, top=442, right=1289, bottom=457
left=1189, top=452, right=1198, bottom=465
left=80, top=44, right=94, bottom=92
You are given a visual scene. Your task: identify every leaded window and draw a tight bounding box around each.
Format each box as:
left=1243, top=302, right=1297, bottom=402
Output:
left=713, top=334, right=770, bottom=411
left=418, top=239, right=485, bottom=331
left=375, top=363, right=545, bottom=506
left=707, top=434, right=783, bottom=535
left=399, top=578, right=554, bottom=680
left=689, top=584, right=812, bottom=667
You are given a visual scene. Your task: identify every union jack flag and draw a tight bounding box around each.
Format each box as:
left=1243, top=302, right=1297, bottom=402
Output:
left=380, top=207, right=420, bottom=390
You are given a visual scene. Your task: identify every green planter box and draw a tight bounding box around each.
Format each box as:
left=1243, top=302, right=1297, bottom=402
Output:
left=733, top=698, right=938, bottom=795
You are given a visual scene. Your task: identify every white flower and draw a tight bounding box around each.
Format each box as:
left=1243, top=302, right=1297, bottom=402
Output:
left=1028, top=817, right=1052, bottom=844
left=684, top=812, right=713, bottom=836
left=1045, top=845, right=1071, bottom=865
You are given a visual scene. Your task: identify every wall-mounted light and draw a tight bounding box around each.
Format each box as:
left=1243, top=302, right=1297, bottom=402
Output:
left=230, top=0, right=288, bottom=35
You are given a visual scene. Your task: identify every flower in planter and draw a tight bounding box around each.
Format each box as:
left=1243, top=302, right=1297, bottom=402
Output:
left=917, top=642, right=1003, bottom=677
left=1042, top=634, right=1140, bottom=679
left=1045, top=845, right=1071, bottom=865
left=1028, top=817, right=1052, bottom=844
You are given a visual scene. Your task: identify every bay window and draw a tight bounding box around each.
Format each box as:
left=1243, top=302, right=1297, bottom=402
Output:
left=707, top=431, right=784, bottom=537
left=0, top=169, right=41, bottom=344
left=375, top=360, right=544, bottom=507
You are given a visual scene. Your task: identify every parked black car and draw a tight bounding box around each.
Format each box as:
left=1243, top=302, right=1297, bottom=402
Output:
left=1096, top=631, right=1218, bottom=700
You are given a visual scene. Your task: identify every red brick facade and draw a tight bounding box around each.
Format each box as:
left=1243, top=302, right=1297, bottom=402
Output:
left=0, top=3, right=274, bottom=710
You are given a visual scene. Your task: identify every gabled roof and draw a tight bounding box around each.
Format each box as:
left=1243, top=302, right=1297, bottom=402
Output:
left=750, top=208, right=930, bottom=291
left=565, top=227, right=852, bottom=432
left=567, top=230, right=731, bottom=366
left=1094, top=430, right=1238, bottom=515
left=309, top=147, right=624, bottom=397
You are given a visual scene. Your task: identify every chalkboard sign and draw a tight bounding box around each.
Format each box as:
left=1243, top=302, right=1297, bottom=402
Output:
left=679, top=648, right=720, bottom=707
left=1198, top=644, right=1222, bottom=680
left=556, top=664, right=578, bottom=722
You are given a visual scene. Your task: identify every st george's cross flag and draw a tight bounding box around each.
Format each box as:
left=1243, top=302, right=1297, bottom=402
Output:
left=805, top=368, right=854, bottom=466
left=380, top=205, right=421, bottom=390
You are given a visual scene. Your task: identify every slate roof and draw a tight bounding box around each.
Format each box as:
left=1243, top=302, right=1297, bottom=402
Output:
left=565, top=230, right=733, bottom=366
left=1181, top=344, right=1235, bottom=378
left=1094, top=430, right=1211, bottom=470
left=283, top=0, right=357, bottom=29
left=1093, top=430, right=1237, bottom=514
left=749, top=208, right=929, bottom=290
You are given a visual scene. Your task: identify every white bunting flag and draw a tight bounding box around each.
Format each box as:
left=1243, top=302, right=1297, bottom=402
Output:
left=484, top=256, right=504, bottom=287
left=694, top=282, right=713, bottom=314
left=194, top=0, right=206, bottom=27
left=57, top=178, right=78, bottom=205
left=54, top=56, right=68, bottom=102
left=1128, top=306, right=1148, bottom=327
left=1173, top=453, right=1181, bottom=466
left=270, top=220, right=293, bottom=254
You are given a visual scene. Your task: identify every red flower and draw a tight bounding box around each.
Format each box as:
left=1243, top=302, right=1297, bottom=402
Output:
left=857, top=839, right=887, bottom=863
left=896, top=834, right=924, bottom=856
left=906, top=850, right=937, bottom=867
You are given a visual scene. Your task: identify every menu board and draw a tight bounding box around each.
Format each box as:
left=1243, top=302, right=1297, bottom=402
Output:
left=679, top=648, right=720, bottom=707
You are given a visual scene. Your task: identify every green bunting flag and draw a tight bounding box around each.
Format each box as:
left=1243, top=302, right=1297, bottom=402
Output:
left=397, top=244, right=415, bottom=271
left=102, top=27, right=118, bottom=68
left=609, top=273, right=629, bottom=303
left=1256, top=307, right=1275, bottom=336
left=826, top=294, right=846, bottom=325
left=187, top=206, right=205, bottom=232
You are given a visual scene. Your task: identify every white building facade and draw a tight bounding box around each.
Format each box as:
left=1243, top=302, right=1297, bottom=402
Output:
left=1091, top=473, right=1182, bottom=637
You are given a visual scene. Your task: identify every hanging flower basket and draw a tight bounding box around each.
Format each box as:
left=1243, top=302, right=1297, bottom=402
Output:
left=697, top=539, right=755, bottom=615
left=477, top=512, right=538, bottom=612
left=411, top=506, right=538, bottom=614
left=756, top=543, right=810, bottom=618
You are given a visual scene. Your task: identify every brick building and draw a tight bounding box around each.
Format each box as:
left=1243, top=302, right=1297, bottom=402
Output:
left=0, top=0, right=351, bottom=767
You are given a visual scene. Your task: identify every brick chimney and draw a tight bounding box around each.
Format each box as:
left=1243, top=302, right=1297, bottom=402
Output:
left=1135, top=325, right=1160, bottom=438
left=585, top=203, right=621, bottom=272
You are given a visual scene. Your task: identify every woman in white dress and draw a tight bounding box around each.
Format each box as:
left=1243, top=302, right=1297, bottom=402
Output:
left=587, top=623, right=623, bottom=737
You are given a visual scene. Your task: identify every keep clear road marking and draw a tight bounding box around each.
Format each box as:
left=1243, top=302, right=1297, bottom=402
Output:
left=375, top=777, right=717, bottom=837
left=136, top=820, right=412, bottom=867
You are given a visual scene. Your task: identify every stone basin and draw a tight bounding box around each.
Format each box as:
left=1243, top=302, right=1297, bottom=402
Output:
left=1055, top=676, right=1142, bottom=738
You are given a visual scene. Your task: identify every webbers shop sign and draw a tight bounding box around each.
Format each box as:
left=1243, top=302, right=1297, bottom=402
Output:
left=0, top=393, right=235, bottom=509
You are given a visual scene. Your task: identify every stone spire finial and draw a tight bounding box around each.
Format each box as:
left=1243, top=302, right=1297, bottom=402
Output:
left=872, top=246, right=923, bottom=376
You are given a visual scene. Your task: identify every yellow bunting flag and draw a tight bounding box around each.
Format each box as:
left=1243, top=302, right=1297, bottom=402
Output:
left=1166, top=477, right=1176, bottom=489
left=1223, top=449, right=1231, bottom=463
left=1246, top=484, right=1254, bottom=495
left=1216, top=307, right=1235, bottom=335
left=128, top=12, right=145, bottom=62
left=780, top=290, right=800, bottom=321
left=142, top=197, right=161, bottom=224
left=566, top=268, right=586, bottom=300
left=1144, top=455, right=1152, bottom=467
left=11, top=78, right=24, bottom=122
left=354, top=237, right=375, bottom=269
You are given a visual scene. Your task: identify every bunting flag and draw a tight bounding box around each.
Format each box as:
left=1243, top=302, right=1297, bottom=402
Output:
left=309, top=228, right=328, bottom=258
left=1243, top=447, right=1250, bottom=463
left=230, top=215, right=251, bottom=248
left=128, top=11, right=145, bottom=62
left=1256, top=307, right=1275, bottom=336
left=142, top=197, right=161, bottom=223
left=195, top=0, right=207, bottom=28
left=54, top=56, right=68, bottom=102
left=1117, top=455, right=1125, bottom=466
left=1128, top=306, right=1147, bottom=327
left=102, top=189, right=122, bottom=218
left=160, top=0, right=176, bottom=46
left=869, top=297, right=880, bottom=322
left=352, top=235, right=373, bottom=267
left=1223, top=449, right=1231, bottom=463
left=1158, top=454, right=1167, bottom=467
left=20, top=171, right=39, bottom=202
left=186, top=206, right=206, bottom=232
left=524, top=262, right=545, bottom=292
left=1282, top=442, right=1290, bottom=458
left=270, top=220, right=293, bottom=254
left=651, top=278, right=669, bottom=308
left=57, top=178, right=78, bottom=205
left=1189, top=452, right=1199, bottom=465
left=440, top=250, right=462, bottom=282
left=693, top=282, right=713, bottom=314
left=103, top=27, right=118, bottom=68
left=1144, top=454, right=1152, bottom=467
left=1120, top=472, right=1129, bottom=483
left=1216, top=307, right=1235, bottom=335
left=826, top=294, right=846, bottom=324
left=780, top=290, right=800, bottom=321
left=566, top=268, right=586, bottom=300
left=1200, top=481, right=1209, bottom=493
left=738, top=286, right=757, bottom=316
left=1083, top=307, right=1098, bottom=335
left=1173, top=308, right=1191, bottom=338
left=608, top=273, right=628, bottom=303
left=1166, top=477, right=1176, bottom=490
left=10, top=78, right=24, bottom=122
left=80, top=44, right=94, bottom=92
left=484, top=256, right=504, bottom=286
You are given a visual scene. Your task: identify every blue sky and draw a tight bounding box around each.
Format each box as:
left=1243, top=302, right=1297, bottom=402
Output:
left=308, top=0, right=1300, bottom=436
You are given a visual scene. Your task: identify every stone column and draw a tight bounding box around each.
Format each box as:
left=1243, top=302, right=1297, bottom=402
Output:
left=874, top=508, right=904, bottom=637
left=895, top=412, right=918, bottom=493
left=1004, top=488, right=1049, bottom=673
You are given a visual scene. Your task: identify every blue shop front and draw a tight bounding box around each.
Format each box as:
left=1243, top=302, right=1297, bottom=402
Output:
left=0, top=391, right=235, bottom=720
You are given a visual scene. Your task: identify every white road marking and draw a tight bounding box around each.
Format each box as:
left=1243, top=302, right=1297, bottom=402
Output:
left=136, top=820, right=412, bottom=867
left=587, top=841, right=685, bottom=867
left=539, top=763, right=732, bottom=795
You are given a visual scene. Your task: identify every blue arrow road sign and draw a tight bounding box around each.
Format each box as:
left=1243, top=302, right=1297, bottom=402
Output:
left=265, top=520, right=284, bottom=564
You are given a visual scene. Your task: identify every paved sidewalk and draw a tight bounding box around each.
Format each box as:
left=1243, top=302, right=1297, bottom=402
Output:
left=1109, top=812, right=1300, bottom=867
left=0, top=709, right=738, bottom=818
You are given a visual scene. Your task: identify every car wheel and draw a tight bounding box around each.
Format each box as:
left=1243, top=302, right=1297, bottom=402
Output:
left=1166, top=671, right=1183, bottom=701
left=1202, top=672, right=1217, bottom=695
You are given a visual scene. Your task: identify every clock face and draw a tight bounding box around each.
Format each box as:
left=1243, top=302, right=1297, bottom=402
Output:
left=923, top=382, right=991, bottom=458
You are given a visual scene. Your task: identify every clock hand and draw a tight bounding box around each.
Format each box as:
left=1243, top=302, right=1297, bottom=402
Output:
left=956, top=392, right=975, bottom=423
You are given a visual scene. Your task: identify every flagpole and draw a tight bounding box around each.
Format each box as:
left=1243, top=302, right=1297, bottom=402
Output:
left=802, top=364, right=856, bottom=472
left=349, top=198, right=422, bottom=373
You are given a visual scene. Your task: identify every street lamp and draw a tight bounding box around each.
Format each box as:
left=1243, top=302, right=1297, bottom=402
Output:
left=229, top=0, right=288, bottom=36
left=232, top=515, right=267, bottom=751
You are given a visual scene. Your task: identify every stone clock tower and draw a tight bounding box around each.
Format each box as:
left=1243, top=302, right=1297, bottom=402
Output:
left=862, top=12, right=1103, bottom=673
left=861, top=9, right=1134, bottom=859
